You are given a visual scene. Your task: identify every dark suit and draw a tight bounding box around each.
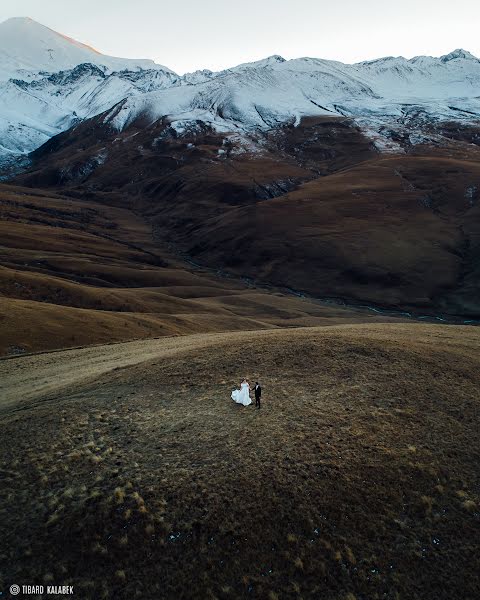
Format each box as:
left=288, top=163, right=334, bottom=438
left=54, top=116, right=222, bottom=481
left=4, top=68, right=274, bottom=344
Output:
left=254, top=384, right=262, bottom=409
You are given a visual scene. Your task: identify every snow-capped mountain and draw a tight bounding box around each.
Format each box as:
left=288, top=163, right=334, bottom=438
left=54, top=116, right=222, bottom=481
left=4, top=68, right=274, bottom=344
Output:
left=0, top=17, right=178, bottom=160
left=1, top=16, right=480, bottom=164
left=0, top=17, right=171, bottom=80
left=0, top=63, right=179, bottom=156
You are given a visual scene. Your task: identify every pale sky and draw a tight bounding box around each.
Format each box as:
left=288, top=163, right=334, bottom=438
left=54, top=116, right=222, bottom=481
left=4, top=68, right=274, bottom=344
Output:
left=0, top=0, right=478, bottom=74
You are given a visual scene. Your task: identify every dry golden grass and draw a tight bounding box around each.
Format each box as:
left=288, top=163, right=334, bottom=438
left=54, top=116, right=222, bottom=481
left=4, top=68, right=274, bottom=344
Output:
left=1, top=323, right=479, bottom=599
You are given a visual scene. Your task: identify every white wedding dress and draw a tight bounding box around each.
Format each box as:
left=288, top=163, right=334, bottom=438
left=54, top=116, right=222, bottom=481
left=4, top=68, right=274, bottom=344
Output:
left=231, top=382, right=252, bottom=406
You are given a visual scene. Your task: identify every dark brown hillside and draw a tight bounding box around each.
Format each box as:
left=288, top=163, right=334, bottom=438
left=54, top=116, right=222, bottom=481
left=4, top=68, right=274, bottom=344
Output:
left=12, top=113, right=480, bottom=317
left=181, top=156, right=480, bottom=314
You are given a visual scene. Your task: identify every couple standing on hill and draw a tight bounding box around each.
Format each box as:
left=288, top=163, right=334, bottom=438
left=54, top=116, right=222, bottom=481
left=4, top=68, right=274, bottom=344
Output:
left=231, top=379, right=262, bottom=409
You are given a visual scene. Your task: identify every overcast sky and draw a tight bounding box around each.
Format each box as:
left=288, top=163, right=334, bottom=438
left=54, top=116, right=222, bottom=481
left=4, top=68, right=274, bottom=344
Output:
left=1, top=0, right=478, bottom=73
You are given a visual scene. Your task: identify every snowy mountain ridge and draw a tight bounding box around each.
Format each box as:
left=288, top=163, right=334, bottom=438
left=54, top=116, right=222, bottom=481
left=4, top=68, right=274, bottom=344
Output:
left=1, top=16, right=480, bottom=163
left=103, top=49, right=480, bottom=154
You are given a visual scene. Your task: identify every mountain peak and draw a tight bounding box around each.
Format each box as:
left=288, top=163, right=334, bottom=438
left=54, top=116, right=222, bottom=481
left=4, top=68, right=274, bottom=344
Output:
left=265, top=54, right=286, bottom=63
left=441, top=49, right=478, bottom=62
left=2, top=16, right=36, bottom=24
left=230, top=54, right=287, bottom=72
left=0, top=15, right=102, bottom=55
left=0, top=17, right=174, bottom=79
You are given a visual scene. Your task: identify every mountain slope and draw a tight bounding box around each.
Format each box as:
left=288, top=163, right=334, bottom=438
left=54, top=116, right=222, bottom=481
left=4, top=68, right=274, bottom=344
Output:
left=102, top=50, right=480, bottom=148
left=0, top=63, right=179, bottom=158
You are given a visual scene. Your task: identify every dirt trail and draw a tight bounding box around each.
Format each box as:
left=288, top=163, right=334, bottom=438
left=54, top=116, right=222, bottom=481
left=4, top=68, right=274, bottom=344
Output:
left=0, top=331, right=232, bottom=409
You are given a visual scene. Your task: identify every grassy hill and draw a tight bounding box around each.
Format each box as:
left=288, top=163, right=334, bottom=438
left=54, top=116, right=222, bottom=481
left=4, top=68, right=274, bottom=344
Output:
left=1, top=323, right=479, bottom=599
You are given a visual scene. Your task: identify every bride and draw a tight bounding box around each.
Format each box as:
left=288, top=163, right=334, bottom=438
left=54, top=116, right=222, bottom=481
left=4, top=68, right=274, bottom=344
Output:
left=231, top=378, right=252, bottom=406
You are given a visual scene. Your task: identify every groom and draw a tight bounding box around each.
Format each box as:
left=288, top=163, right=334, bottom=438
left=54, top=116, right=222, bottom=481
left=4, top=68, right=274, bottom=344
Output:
left=254, top=381, right=262, bottom=409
